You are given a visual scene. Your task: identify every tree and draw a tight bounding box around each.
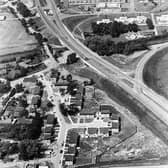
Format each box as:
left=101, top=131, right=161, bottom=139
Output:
left=67, top=81, right=78, bottom=95
left=66, top=53, right=78, bottom=64
left=146, top=18, right=154, bottom=29
left=15, top=83, right=24, bottom=93
left=17, top=2, right=32, bottom=18
left=66, top=74, right=73, bottom=82
left=34, top=33, right=43, bottom=45
left=0, top=80, right=11, bottom=94
left=19, top=140, right=41, bottom=160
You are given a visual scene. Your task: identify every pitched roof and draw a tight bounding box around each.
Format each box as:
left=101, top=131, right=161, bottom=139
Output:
left=31, top=95, right=41, bottom=105
left=100, top=127, right=109, bottom=134
left=43, top=133, right=52, bottom=140
left=111, top=114, right=120, bottom=121
left=23, top=76, right=37, bottom=83
left=44, top=126, right=53, bottom=133
left=100, top=105, right=112, bottom=114
left=31, top=86, right=41, bottom=95
left=112, top=122, right=119, bottom=129
left=47, top=114, right=55, bottom=125
left=65, top=146, right=76, bottom=155
left=67, top=131, right=79, bottom=144
left=64, top=154, right=74, bottom=162
left=88, top=128, right=98, bottom=135
left=17, top=118, right=32, bottom=124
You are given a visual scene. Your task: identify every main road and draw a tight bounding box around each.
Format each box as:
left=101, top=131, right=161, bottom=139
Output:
left=35, top=0, right=168, bottom=127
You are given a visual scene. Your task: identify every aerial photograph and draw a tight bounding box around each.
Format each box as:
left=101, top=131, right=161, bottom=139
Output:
left=1, top=0, right=168, bottom=168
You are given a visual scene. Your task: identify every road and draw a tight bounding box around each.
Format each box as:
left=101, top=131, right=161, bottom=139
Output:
left=35, top=0, right=168, bottom=131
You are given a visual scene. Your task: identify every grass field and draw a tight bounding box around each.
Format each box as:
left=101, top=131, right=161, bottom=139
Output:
left=0, top=9, right=37, bottom=55
left=143, top=47, right=168, bottom=99
left=62, top=15, right=95, bottom=32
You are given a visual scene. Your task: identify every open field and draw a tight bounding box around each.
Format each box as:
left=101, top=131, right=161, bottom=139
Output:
left=143, top=47, right=168, bottom=99
left=0, top=9, right=37, bottom=55
left=103, top=50, right=148, bottom=71
left=62, top=15, right=95, bottom=32
left=134, top=0, right=155, bottom=12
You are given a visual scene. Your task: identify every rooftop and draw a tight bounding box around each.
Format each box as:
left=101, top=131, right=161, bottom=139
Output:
left=65, top=146, right=76, bottom=155
left=88, top=128, right=98, bottom=135
left=67, top=131, right=79, bottom=144
left=64, top=154, right=74, bottom=162
left=23, top=76, right=37, bottom=83
left=99, top=127, right=109, bottom=134
left=47, top=114, right=55, bottom=125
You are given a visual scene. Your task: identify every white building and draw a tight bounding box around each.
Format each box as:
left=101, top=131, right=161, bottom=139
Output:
left=156, top=15, right=168, bottom=25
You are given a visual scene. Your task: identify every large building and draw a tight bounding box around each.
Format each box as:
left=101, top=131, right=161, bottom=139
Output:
left=62, top=0, right=130, bottom=8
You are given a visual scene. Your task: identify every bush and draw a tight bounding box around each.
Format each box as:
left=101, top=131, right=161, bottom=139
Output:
left=19, top=140, right=42, bottom=160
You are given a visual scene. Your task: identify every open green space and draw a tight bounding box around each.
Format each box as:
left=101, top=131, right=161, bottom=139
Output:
left=143, top=47, right=168, bottom=99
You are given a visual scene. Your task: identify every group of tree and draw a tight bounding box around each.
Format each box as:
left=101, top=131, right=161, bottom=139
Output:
left=146, top=18, right=154, bottom=30
left=66, top=53, right=78, bottom=64
left=0, top=115, right=43, bottom=141
left=91, top=21, right=139, bottom=38
left=84, top=35, right=149, bottom=56
left=0, top=80, right=11, bottom=94
left=16, top=2, right=33, bottom=18
left=19, top=140, right=42, bottom=160
left=67, top=80, right=79, bottom=95
left=0, top=142, right=19, bottom=160
left=0, top=140, right=42, bottom=161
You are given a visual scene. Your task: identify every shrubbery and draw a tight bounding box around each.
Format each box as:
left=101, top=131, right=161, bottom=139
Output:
left=91, top=21, right=139, bottom=38
left=84, top=35, right=148, bottom=56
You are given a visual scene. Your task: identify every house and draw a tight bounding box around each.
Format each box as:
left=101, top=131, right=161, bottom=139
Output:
left=30, top=86, right=41, bottom=95
left=28, top=106, right=36, bottom=117
left=64, top=146, right=76, bottom=156
left=100, top=105, right=112, bottom=118
left=111, top=122, right=120, bottom=134
left=67, top=84, right=85, bottom=111
left=43, top=133, right=52, bottom=140
left=87, top=128, right=98, bottom=137
left=13, top=106, right=26, bottom=118
left=43, top=126, right=53, bottom=133
left=64, top=154, right=74, bottom=166
left=4, top=105, right=15, bottom=118
left=99, top=127, right=109, bottom=137
left=69, top=94, right=83, bottom=110
left=23, top=76, right=37, bottom=88
left=46, top=114, right=55, bottom=125
left=66, top=131, right=79, bottom=147
left=16, top=118, right=32, bottom=124
left=31, top=95, right=41, bottom=106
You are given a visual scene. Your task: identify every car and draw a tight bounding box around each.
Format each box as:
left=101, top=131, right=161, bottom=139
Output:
left=60, top=150, right=63, bottom=154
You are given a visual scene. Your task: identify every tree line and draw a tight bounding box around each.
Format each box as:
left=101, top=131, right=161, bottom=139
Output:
left=84, top=35, right=148, bottom=56
left=91, top=21, right=139, bottom=38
